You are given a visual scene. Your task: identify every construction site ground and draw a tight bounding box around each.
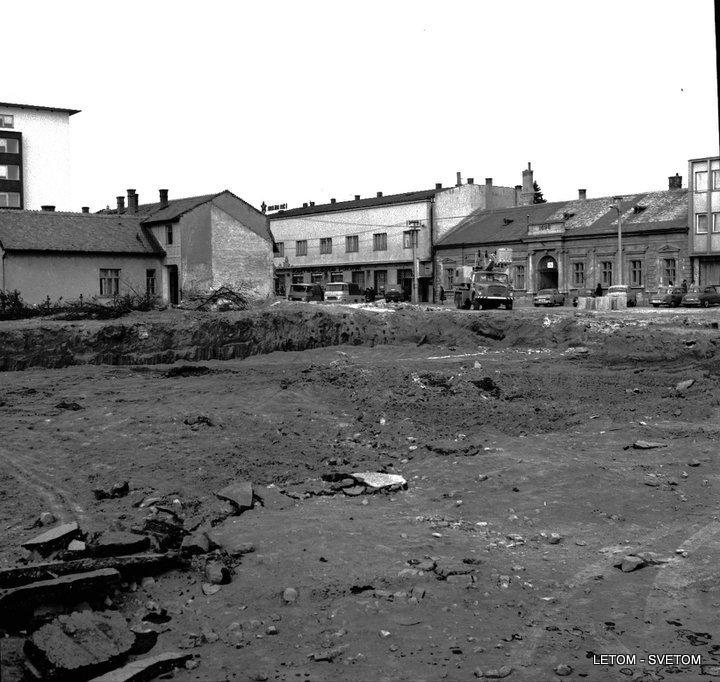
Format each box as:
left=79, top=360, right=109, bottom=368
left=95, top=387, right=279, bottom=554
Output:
left=1, top=303, right=720, bottom=682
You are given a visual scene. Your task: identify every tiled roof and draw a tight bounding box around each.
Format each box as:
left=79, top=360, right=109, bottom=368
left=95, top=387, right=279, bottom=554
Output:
left=0, top=102, right=80, bottom=116
left=136, top=193, right=221, bottom=223
left=268, top=188, right=441, bottom=218
left=436, top=189, right=688, bottom=247
left=0, top=210, right=164, bottom=254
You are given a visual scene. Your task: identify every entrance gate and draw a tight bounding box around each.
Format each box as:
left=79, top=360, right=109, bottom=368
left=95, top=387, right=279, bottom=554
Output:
left=537, top=255, right=558, bottom=290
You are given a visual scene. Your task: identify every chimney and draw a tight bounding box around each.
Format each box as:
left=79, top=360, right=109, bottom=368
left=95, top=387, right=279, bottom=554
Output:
left=81, top=206, right=90, bottom=214
left=514, top=185, right=522, bottom=206
left=330, top=198, right=336, bottom=204
left=159, top=188, right=169, bottom=209
left=521, top=162, right=534, bottom=206
left=41, top=205, right=55, bottom=212
left=485, top=178, right=493, bottom=211
left=578, top=189, right=587, bottom=200
left=302, top=202, right=308, bottom=208
left=435, top=182, right=442, bottom=190
left=310, top=201, right=315, bottom=206
left=126, top=189, right=138, bottom=214
left=354, top=194, right=360, bottom=201
left=376, top=191, right=383, bottom=197
left=117, top=196, right=125, bottom=214
left=669, top=173, right=682, bottom=190
left=260, top=201, right=267, bottom=214
left=456, top=171, right=462, bottom=187
left=467, top=177, right=474, bottom=185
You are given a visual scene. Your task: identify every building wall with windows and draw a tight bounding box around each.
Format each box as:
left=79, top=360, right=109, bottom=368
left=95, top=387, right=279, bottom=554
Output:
left=0, top=103, right=78, bottom=210
left=688, top=156, right=720, bottom=284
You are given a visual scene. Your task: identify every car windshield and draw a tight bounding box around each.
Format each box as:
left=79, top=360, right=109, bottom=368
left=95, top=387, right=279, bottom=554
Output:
left=325, top=284, right=346, bottom=292
left=538, top=289, right=555, bottom=295
left=687, top=286, right=700, bottom=294
left=290, top=285, right=310, bottom=292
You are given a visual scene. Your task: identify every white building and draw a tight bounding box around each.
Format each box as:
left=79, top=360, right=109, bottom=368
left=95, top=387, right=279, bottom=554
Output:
left=0, top=101, right=80, bottom=210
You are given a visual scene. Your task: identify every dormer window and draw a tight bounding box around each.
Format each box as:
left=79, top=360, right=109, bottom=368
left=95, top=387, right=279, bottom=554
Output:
left=633, top=204, right=647, bottom=214
left=0, top=114, right=14, bottom=129
left=563, top=212, right=575, bottom=220
left=503, top=218, right=514, bottom=226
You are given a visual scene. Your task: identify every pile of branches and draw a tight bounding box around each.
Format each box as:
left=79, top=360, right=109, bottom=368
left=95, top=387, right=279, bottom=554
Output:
left=188, top=286, right=249, bottom=312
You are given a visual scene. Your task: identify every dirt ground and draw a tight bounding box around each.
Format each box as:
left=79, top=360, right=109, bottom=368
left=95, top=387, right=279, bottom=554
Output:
left=1, top=304, right=720, bottom=681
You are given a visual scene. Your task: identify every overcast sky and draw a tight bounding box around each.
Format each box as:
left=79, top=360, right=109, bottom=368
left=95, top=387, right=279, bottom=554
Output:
left=6, top=0, right=718, bottom=212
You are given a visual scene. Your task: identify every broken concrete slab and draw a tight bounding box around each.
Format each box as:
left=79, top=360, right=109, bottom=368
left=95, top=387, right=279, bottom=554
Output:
left=87, top=651, right=192, bottom=681
left=216, top=481, right=254, bottom=512
left=613, top=555, right=646, bottom=572
left=205, top=559, right=231, bottom=585
left=180, top=530, right=210, bottom=556
left=255, top=485, right=294, bottom=510
left=93, top=481, right=130, bottom=500
left=207, top=518, right=257, bottom=557
left=351, top=472, right=407, bottom=490
left=22, top=522, right=81, bottom=555
left=89, top=532, right=151, bottom=557
left=25, top=610, right=134, bottom=680
left=632, top=440, right=667, bottom=449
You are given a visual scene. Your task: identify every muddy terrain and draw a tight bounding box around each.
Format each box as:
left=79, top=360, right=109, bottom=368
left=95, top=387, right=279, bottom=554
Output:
left=1, top=304, right=719, bottom=681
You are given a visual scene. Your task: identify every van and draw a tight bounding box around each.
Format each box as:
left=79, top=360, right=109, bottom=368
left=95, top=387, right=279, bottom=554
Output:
left=287, top=283, right=324, bottom=302
left=323, top=281, right=364, bottom=303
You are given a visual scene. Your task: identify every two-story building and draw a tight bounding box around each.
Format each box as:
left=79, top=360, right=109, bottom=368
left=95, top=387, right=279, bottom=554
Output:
left=0, top=101, right=80, bottom=210
left=435, top=175, right=689, bottom=301
left=688, top=155, right=720, bottom=284
left=268, top=167, right=537, bottom=301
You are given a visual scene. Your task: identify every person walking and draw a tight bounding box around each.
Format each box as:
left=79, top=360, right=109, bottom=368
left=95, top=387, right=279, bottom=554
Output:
left=681, top=279, right=688, bottom=293
left=439, top=285, right=446, bottom=305
left=594, top=282, right=603, bottom=297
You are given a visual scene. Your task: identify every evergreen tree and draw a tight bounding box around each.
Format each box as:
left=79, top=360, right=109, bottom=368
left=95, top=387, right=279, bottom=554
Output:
left=533, top=181, right=547, bottom=204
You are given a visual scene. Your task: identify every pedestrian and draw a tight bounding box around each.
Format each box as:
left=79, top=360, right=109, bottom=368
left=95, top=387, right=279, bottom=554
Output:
left=439, top=285, right=446, bottom=305
left=681, top=279, right=688, bottom=293
left=594, top=282, right=603, bottom=297
left=668, top=280, right=673, bottom=287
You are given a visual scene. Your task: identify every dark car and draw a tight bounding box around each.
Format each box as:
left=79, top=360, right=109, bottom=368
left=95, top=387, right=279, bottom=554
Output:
left=287, top=283, right=324, bottom=302
left=384, top=287, right=406, bottom=303
left=572, top=288, right=596, bottom=307
left=682, top=284, right=720, bottom=308
left=533, top=289, right=565, bottom=307
left=650, top=286, right=684, bottom=308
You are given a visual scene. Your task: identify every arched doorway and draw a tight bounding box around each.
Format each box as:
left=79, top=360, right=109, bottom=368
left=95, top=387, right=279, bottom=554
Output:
left=537, top=255, right=558, bottom=290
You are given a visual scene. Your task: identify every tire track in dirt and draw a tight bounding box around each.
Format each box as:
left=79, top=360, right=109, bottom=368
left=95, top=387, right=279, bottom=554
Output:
left=0, top=446, right=86, bottom=526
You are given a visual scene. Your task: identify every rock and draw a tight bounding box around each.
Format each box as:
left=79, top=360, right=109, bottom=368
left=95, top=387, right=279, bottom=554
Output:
left=93, top=481, right=130, bottom=500
left=38, top=512, right=57, bottom=526
left=186, top=658, right=200, bottom=671
left=22, top=522, right=81, bottom=555
left=282, top=587, right=298, bottom=604
left=350, top=472, right=407, bottom=491
left=67, top=539, right=86, bottom=552
left=180, top=530, right=210, bottom=556
left=632, top=440, right=666, bottom=449
left=55, top=400, right=83, bottom=411
left=689, top=459, right=701, bottom=467
left=255, top=485, right=294, bottom=510
left=206, top=519, right=256, bottom=556
left=88, top=651, right=192, bottom=681
left=89, top=532, right=151, bottom=557
left=201, top=583, right=221, bottom=596
left=343, top=485, right=365, bottom=496
left=142, top=516, right=186, bottom=549
left=554, top=663, right=573, bottom=676
left=129, top=626, right=158, bottom=655
left=266, top=625, right=278, bottom=635
left=643, top=476, right=661, bottom=487
left=616, top=555, right=646, bottom=572
left=205, top=559, right=230, bottom=585
left=25, top=610, right=135, bottom=679
left=379, top=630, right=392, bottom=638
left=484, top=666, right=513, bottom=678
left=676, top=379, right=695, bottom=392
left=216, top=481, right=254, bottom=512
left=547, top=533, right=562, bottom=545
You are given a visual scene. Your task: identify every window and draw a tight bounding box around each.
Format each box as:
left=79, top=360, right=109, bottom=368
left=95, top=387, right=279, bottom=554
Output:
left=695, top=171, right=708, bottom=192
left=0, top=138, right=19, bottom=153
left=295, top=240, right=307, bottom=256
left=0, top=114, right=13, bottom=129
left=99, top=269, right=120, bottom=296
left=274, top=242, right=284, bottom=257
left=320, top=237, right=332, bottom=254
left=345, top=235, right=359, bottom=253
left=514, top=265, right=526, bottom=290
left=330, top=272, right=344, bottom=282
left=403, top=230, right=419, bottom=249
left=713, top=170, right=720, bottom=189
left=146, top=269, right=156, bottom=296
left=696, top=213, right=708, bottom=234
left=572, top=262, right=585, bottom=286
left=0, top=192, right=20, bottom=207
left=663, top=258, right=676, bottom=283
left=714, top=213, right=720, bottom=233
left=0, top=165, right=19, bottom=180
left=630, top=260, right=643, bottom=286
left=373, top=233, right=387, bottom=251
left=165, top=224, right=174, bottom=245
left=601, top=261, right=613, bottom=287
left=311, top=273, right=323, bottom=283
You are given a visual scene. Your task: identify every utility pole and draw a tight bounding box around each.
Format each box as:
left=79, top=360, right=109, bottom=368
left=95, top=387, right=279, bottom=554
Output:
left=611, top=196, right=623, bottom=286
left=407, top=220, right=421, bottom=303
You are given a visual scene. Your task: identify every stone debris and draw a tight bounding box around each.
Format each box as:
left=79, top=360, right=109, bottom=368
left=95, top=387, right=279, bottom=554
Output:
left=25, top=610, right=134, bottom=680
left=37, top=511, right=57, bottom=527
left=554, top=663, right=573, bottom=676
left=676, top=379, right=695, bottom=392
left=93, top=481, right=130, bottom=500
left=632, top=440, right=667, bottom=449
left=180, top=530, right=210, bottom=556
left=282, top=587, right=298, bottom=604
left=476, top=665, right=513, bottom=678
left=55, top=400, right=83, bottom=411
left=350, top=472, right=407, bottom=491
left=216, top=481, right=255, bottom=512
left=89, top=651, right=192, bottom=681
left=89, top=531, right=151, bottom=557
left=201, top=583, right=221, bottom=596
left=613, top=555, right=646, bottom=572
left=689, top=459, right=701, bottom=467
left=205, top=559, right=231, bottom=585
left=255, top=485, right=294, bottom=510
left=22, top=522, right=81, bottom=555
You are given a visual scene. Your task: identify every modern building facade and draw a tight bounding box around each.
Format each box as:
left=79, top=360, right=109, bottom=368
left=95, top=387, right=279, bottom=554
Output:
left=0, top=102, right=79, bottom=210
left=269, top=167, right=536, bottom=301
left=435, top=176, right=689, bottom=302
left=688, top=155, right=720, bottom=284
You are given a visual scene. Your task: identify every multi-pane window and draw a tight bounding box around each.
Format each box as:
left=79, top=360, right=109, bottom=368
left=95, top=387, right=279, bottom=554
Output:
left=696, top=213, right=708, bottom=234
left=514, top=265, right=525, bottom=290
left=274, top=242, right=284, bottom=257
left=713, top=170, right=720, bottom=189
left=0, top=192, right=20, bottom=207
left=0, top=115, right=14, bottom=129
left=345, top=235, right=359, bottom=253
left=165, top=224, right=174, bottom=245
left=146, top=269, right=156, bottom=296
left=664, top=258, right=676, bottom=283
left=695, top=171, right=708, bottom=192
left=713, top=213, right=720, bottom=233
left=630, top=260, right=643, bottom=286
left=403, top=230, right=418, bottom=249
left=572, top=262, right=585, bottom=286
left=295, top=239, right=307, bottom=256
left=319, top=237, right=332, bottom=254
left=0, top=138, right=19, bottom=153
left=373, top=233, right=387, bottom=251
left=601, top=261, right=613, bottom=287
left=99, top=269, right=120, bottom=296
left=0, top=165, right=20, bottom=180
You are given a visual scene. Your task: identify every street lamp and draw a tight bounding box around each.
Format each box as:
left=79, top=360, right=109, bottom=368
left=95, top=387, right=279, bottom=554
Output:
left=407, top=220, right=422, bottom=303
left=609, top=196, right=624, bottom=287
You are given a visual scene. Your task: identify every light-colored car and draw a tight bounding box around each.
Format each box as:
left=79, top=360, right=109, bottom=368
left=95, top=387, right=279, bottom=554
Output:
left=533, top=289, right=565, bottom=307
left=323, top=282, right=364, bottom=303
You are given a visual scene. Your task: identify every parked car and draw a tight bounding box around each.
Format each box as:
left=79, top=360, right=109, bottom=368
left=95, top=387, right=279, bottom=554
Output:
left=572, top=288, right=596, bottom=307
left=533, top=289, right=565, bottom=307
left=323, top=281, right=364, bottom=303
left=682, top=284, right=720, bottom=308
left=287, top=283, right=324, bottom=302
left=384, top=287, right=406, bottom=303
left=650, top=286, right=685, bottom=308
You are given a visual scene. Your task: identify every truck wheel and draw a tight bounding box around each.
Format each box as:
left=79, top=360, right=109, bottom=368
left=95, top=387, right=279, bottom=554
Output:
left=463, top=298, right=471, bottom=310
left=472, top=298, right=481, bottom=310
left=506, top=301, right=513, bottom=310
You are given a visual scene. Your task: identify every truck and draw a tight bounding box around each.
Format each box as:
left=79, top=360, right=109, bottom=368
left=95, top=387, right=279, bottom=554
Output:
left=452, top=265, right=514, bottom=310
